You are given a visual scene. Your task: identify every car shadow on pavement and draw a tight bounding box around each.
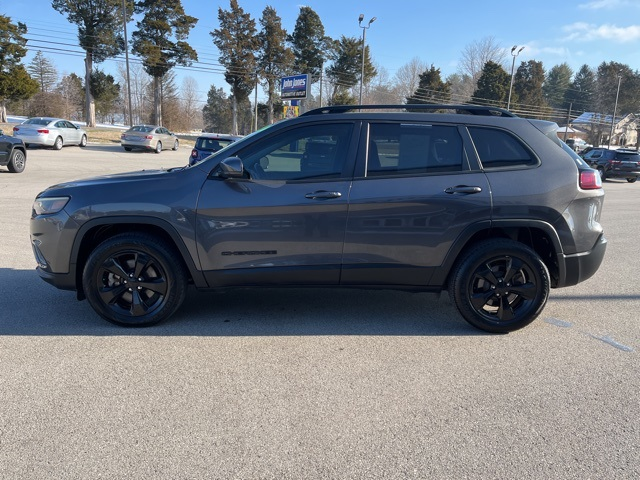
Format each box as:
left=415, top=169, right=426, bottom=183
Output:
left=0, top=267, right=479, bottom=337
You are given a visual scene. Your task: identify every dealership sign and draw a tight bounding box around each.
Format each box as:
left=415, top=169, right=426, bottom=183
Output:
left=281, top=74, right=308, bottom=99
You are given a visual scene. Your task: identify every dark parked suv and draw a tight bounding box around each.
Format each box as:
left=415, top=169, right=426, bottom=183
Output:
left=30, top=105, right=607, bottom=333
left=0, top=128, right=27, bottom=173
left=581, top=147, right=640, bottom=182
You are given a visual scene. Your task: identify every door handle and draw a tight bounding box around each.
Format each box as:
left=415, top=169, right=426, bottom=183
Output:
left=444, top=185, right=482, bottom=194
left=305, top=191, right=342, bottom=200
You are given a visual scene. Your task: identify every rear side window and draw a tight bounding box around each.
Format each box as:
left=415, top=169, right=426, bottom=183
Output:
left=468, top=127, right=536, bottom=168
left=367, top=123, right=464, bottom=177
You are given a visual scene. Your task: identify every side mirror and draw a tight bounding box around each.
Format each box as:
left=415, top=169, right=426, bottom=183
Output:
left=217, top=156, right=244, bottom=178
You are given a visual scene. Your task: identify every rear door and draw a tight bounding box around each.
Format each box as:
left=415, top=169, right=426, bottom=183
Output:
left=342, top=121, right=492, bottom=286
left=196, top=121, right=359, bottom=287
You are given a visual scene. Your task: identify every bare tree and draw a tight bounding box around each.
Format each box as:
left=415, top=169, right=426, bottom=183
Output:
left=181, top=76, right=202, bottom=131
left=393, top=57, right=428, bottom=104
left=458, top=36, right=507, bottom=86
left=117, top=62, right=151, bottom=125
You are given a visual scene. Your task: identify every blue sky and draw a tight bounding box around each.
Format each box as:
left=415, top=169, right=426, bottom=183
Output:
left=2, top=0, right=640, bottom=102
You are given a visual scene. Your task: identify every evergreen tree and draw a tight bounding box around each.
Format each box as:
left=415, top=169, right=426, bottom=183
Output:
left=289, top=6, right=327, bottom=82
left=211, top=0, right=258, bottom=135
left=595, top=61, right=638, bottom=116
left=0, top=15, right=38, bottom=122
left=471, top=61, right=511, bottom=106
left=513, top=60, right=547, bottom=115
left=89, top=69, right=120, bottom=123
left=27, top=51, right=58, bottom=93
left=407, top=65, right=451, bottom=104
left=202, top=84, right=233, bottom=134
left=565, top=64, right=596, bottom=114
left=543, top=63, right=572, bottom=109
left=325, top=35, right=374, bottom=105
left=132, top=0, right=198, bottom=126
left=257, top=6, right=293, bottom=125
left=52, top=0, right=133, bottom=127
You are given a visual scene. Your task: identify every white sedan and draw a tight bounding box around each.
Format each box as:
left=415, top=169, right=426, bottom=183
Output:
left=13, top=117, right=88, bottom=150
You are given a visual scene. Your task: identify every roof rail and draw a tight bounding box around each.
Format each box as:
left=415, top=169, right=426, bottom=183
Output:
left=301, top=104, right=517, bottom=117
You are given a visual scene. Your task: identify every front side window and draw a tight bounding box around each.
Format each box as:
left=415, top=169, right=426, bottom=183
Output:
left=468, top=127, right=537, bottom=168
left=366, top=123, right=464, bottom=177
left=237, top=123, right=354, bottom=181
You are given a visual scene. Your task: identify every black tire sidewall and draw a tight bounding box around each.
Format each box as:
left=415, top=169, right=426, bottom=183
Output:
left=8, top=149, right=26, bottom=173
left=450, top=240, right=550, bottom=333
left=82, top=234, right=187, bottom=327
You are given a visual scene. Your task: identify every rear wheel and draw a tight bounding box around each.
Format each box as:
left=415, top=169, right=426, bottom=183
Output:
left=53, top=136, right=63, bottom=150
left=82, top=233, right=188, bottom=327
left=627, top=177, right=637, bottom=183
left=448, top=239, right=550, bottom=333
left=123, top=147, right=132, bottom=152
left=7, top=149, right=26, bottom=173
left=155, top=141, right=162, bottom=154
left=597, top=166, right=606, bottom=180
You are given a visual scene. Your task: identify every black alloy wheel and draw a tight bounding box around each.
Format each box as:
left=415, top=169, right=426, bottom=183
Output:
left=449, top=239, right=550, bottom=333
left=83, top=233, right=187, bottom=326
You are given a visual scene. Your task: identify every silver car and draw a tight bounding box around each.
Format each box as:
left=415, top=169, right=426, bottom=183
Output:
left=120, top=125, right=179, bottom=153
left=13, top=117, right=87, bottom=150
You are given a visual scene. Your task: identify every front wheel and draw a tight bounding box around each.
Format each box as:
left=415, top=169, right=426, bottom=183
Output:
left=448, top=239, right=550, bottom=333
left=79, top=135, right=87, bottom=147
left=82, top=233, right=188, bottom=327
left=172, top=139, right=179, bottom=151
left=627, top=177, right=637, bottom=183
left=7, top=149, right=26, bottom=173
left=155, top=141, right=162, bottom=154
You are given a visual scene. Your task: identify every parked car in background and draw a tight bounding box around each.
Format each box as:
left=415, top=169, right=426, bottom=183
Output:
left=121, top=125, right=179, bottom=153
left=0, top=129, right=27, bottom=173
left=30, top=104, right=606, bottom=333
left=13, top=117, right=87, bottom=150
left=189, top=133, right=243, bottom=165
left=582, top=147, right=640, bottom=182
left=565, top=138, right=590, bottom=153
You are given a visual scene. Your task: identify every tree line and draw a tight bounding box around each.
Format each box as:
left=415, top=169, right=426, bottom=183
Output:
left=1, top=1, right=639, bottom=138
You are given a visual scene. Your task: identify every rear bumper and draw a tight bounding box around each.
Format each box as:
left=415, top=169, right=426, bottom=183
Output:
left=556, top=233, right=607, bottom=287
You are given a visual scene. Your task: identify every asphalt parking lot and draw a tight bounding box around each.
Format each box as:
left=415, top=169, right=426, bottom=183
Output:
left=0, top=144, right=638, bottom=478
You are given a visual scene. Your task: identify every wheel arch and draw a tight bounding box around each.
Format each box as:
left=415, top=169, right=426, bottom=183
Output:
left=71, top=217, right=207, bottom=299
left=433, top=220, right=563, bottom=289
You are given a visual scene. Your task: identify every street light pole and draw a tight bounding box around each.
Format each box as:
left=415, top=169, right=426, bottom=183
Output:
left=358, top=14, right=376, bottom=105
left=507, top=45, right=524, bottom=111
left=608, top=74, right=622, bottom=148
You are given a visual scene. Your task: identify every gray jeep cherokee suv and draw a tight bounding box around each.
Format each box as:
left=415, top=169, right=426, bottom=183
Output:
left=30, top=105, right=606, bottom=333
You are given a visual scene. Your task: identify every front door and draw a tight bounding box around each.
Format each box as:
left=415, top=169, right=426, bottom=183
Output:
left=196, top=122, right=359, bottom=287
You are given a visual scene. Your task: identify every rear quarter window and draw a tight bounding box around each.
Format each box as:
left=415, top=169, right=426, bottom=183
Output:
left=468, top=127, right=537, bottom=169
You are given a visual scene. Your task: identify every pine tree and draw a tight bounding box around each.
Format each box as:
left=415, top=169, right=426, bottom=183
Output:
left=89, top=69, right=120, bottom=123
left=407, top=65, right=451, bottom=105
left=565, top=65, right=596, bottom=114
left=0, top=15, right=38, bottom=122
left=52, top=0, right=133, bottom=127
left=325, top=35, right=375, bottom=105
left=132, top=0, right=198, bottom=126
left=257, top=6, right=294, bottom=124
left=202, top=85, right=233, bottom=134
left=471, top=61, right=511, bottom=106
left=513, top=60, right=547, bottom=114
left=211, top=0, right=258, bottom=134
left=289, top=6, right=327, bottom=82
left=543, top=63, right=572, bottom=110
left=27, top=51, right=58, bottom=93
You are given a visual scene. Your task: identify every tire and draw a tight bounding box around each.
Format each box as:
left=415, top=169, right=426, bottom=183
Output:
left=53, top=136, right=63, bottom=150
left=82, top=233, right=188, bottom=327
left=7, top=149, right=26, bottom=173
left=448, top=239, right=550, bottom=333
left=172, top=139, right=179, bottom=151
left=155, top=141, right=162, bottom=154
left=79, top=135, right=87, bottom=147
left=627, top=177, right=637, bottom=183
left=597, top=166, right=606, bottom=180
left=124, top=147, right=132, bottom=152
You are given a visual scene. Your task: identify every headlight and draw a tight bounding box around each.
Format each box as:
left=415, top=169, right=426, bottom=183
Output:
left=33, top=196, right=70, bottom=215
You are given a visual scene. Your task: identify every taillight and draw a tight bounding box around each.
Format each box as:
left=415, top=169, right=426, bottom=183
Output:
left=580, top=170, right=602, bottom=190
left=191, top=149, right=198, bottom=158
left=37, top=129, right=49, bottom=134
left=145, top=135, right=153, bottom=140
left=13, top=127, right=18, bottom=132
left=121, top=133, right=126, bottom=139
left=611, top=160, right=622, bottom=165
